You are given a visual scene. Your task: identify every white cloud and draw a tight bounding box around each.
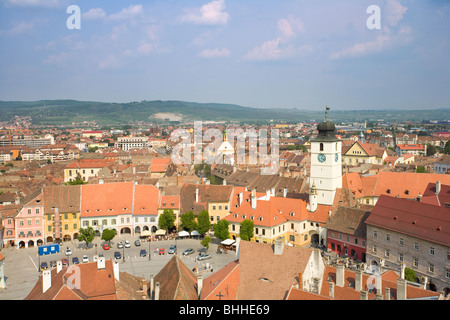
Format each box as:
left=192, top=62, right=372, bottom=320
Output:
left=243, top=15, right=307, bottom=61
left=198, top=48, right=230, bottom=58
left=181, top=0, right=229, bottom=25
left=82, top=8, right=107, bottom=20
left=98, top=55, right=119, bottom=70
left=277, top=15, right=305, bottom=39
left=244, top=38, right=295, bottom=61
left=329, top=26, right=412, bottom=60
left=0, top=20, right=37, bottom=36
left=43, top=51, right=73, bottom=65
left=137, top=41, right=155, bottom=55
left=82, top=5, right=143, bottom=22
left=108, top=4, right=143, bottom=21
left=385, top=0, right=408, bottom=27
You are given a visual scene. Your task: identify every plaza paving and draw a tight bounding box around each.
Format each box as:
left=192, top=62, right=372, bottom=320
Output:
left=0, top=235, right=237, bottom=300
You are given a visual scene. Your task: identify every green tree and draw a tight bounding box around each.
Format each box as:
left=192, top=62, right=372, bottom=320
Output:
left=101, top=228, right=116, bottom=244
left=416, top=166, right=426, bottom=173
left=444, top=140, right=450, bottom=155
left=196, top=210, right=211, bottom=235
left=240, top=219, right=254, bottom=241
left=158, top=209, right=176, bottom=232
left=180, top=211, right=197, bottom=232
left=201, top=236, right=212, bottom=251
left=66, top=172, right=85, bottom=185
left=78, top=227, right=95, bottom=249
left=405, top=267, right=418, bottom=283
left=213, top=220, right=230, bottom=241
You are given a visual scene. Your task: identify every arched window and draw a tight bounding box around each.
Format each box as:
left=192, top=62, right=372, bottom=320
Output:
left=320, top=143, right=324, bottom=151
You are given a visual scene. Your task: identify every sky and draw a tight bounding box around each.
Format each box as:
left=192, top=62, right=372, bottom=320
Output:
left=0, top=0, right=449, bottom=111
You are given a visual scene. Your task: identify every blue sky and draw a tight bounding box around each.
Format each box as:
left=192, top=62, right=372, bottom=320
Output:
left=0, top=0, right=449, bottom=111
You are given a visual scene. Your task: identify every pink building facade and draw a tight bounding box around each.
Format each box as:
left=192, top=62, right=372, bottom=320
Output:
left=15, top=192, right=44, bottom=249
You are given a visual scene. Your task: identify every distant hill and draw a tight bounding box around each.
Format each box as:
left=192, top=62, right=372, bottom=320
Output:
left=0, top=100, right=447, bottom=125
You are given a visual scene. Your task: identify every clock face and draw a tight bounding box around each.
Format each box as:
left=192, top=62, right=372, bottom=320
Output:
left=318, top=154, right=326, bottom=163
left=335, top=153, right=339, bottom=162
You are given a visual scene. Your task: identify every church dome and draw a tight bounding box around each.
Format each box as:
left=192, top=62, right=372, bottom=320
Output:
left=317, top=120, right=336, bottom=132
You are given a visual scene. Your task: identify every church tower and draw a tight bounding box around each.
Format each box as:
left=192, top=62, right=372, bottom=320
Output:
left=309, top=107, right=342, bottom=206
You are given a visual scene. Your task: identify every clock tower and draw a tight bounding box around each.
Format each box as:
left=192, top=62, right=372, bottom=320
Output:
left=309, top=107, right=342, bottom=206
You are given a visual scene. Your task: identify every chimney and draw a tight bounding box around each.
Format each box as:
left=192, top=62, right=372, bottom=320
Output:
left=360, top=290, right=368, bottom=300
left=273, top=237, right=284, bottom=255
left=396, top=278, right=407, bottom=300
left=251, top=190, right=257, bottom=209
left=283, top=187, right=288, bottom=198
left=336, top=264, right=345, bottom=287
left=421, top=276, right=428, bottom=290
left=298, top=272, right=303, bottom=290
left=113, top=261, right=120, bottom=281
left=355, top=270, right=363, bottom=292
left=141, top=279, right=148, bottom=298
left=223, top=179, right=227, bottom=185
left=195, top=187, right=199, bottom=203
left=416, top=193, right=422, bottom=202
left=239, top=192, right=243, bottom=206
left=436, top=181, right=441, bottom=195
left=150, top=275, right=154, bottom=299
left=197, top=276, right=203, bottom=299
left=235, top=237, right=241, bottom=260
left=376, top=274, right=382, bottom=294
left=155, top=282, right=160, bottom=300
left=329, top=281, right=335, bottom=299
left=266, top=189, right=271, bottom=200
left=385, top=287, right=391, bottom=300
left=42, top=269, right=51, bottom=293
left=97, top=256, right=106, bottom=270
left=400, top=263, right=405, bottom=279
left=56, top=260, right=62, bottom=273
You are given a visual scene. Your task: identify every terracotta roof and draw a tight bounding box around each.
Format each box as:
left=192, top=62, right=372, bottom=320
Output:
left=65, top=159, right=114, bottom=169
left=324, top=206, right=371, bottom=238
left=317, top=266, right=440, bottom=300
left=154, top=255, right=198, bottom=300
left=397, top=144, right=425, bottom=150
left=225, top=189, right=308, bottom=227
left=80, top=182, right=134, bottom=217
left=236, top=240, right=314, bottom=300
left=25, top=260, right=117, bottom=300
left=133, top=184, right=160, bottom=216
left=201, top=261, right=239, bottom=300
left=421, top=182, right=450, bottom=207
left=180, top=184, right=233, bottom=214
left=365, top=195, right=450, bottom=246
left=43, top=185, right=81, bottom=214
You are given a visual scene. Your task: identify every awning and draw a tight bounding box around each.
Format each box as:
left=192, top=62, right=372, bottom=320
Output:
left=191, top=230, right=201, bottom=236
left=178, top=230, right=190, bottom=237
left=155, top=229, right=166, bottom=236
left=141, top=230, right=152, bottom=237
left=221, top=239, right=235, bottom=246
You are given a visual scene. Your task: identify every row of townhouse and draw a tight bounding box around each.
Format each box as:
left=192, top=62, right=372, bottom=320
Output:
left=0, top=182, right=180, bottom=248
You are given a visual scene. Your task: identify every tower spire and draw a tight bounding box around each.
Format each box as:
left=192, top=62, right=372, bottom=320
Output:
left=325, top=106, right=330, bottom=121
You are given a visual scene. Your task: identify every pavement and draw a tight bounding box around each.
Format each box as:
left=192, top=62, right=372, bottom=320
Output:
left=0, top=234, right=237, bottom=300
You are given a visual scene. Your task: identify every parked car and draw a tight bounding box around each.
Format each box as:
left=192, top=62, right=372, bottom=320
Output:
left=50, top=260, right=57, bottom=268
left=114, top=251, right=122, bottom=259
left=72, top=257, right=79, bottom=264
left=168, top=245, right=176, bottom=254
left=124, top=240, right=131, bottom=248
left=40, top=262, right=48, bottom=270
left=182, top=248, right=195, bottom=256
left=197, top=254, right=212, bottom=261
left=82, top=255, right=89, bottom=263
left=102, top=243, right=110, bottom=250
left=140, top=249, right=147, bottom=257
left=134, top=239, right=141, bottom=246
left=117, top=242, right=124, bottom=249
left=159, top=248, right=165, bottom=255
left=61, top=258, right=69, bottom=266
left=65, top=247, right=72, bottom=256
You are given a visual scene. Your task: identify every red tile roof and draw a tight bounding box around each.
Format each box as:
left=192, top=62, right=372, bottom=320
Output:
left=365, top=195, right=450, bottom=246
